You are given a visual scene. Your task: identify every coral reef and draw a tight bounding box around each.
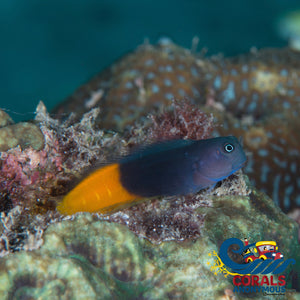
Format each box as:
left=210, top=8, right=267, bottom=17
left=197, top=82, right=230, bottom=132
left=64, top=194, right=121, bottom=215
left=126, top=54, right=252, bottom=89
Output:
left=0, top=206, right=56, bottom=256
left=0, top=99, right=218, bottom=254
left=0, top=215, right=152, bottom=300
left=206, top=48, right=300, bottom=119
left=0, top=183, right=299, bottom=299
left=0, top=92, right=299, bottom=297
left=53, top=41, right=300, bottom=212
left=212, top=112, right=300, bottom=212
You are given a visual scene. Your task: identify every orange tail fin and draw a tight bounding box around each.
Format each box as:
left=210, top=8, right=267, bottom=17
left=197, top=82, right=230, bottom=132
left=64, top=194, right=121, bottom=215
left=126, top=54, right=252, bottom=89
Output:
left=57, top=163, right=139, bottom=215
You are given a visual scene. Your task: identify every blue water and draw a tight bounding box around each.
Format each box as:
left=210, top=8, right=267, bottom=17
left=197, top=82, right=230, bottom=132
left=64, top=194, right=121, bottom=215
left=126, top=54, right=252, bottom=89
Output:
left=0, top=0, right=299, bottom=122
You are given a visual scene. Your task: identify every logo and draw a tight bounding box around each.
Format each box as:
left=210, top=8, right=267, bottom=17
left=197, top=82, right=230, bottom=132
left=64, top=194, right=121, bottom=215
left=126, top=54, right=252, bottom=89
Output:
left=207, top=237, right=296, bottom=295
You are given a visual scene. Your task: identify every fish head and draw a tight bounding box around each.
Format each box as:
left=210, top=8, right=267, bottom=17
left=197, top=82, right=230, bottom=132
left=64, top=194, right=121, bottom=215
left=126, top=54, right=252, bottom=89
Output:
left=193, top=136, right=247, bottom=183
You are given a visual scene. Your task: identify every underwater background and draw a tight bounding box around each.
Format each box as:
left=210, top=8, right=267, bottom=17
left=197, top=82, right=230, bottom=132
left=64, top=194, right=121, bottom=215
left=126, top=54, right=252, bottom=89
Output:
left=1, top=0, right=300, bottom=121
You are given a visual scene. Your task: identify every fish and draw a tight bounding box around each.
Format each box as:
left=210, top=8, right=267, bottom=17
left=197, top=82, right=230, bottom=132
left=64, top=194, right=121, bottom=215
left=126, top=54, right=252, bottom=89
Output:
left=54, top=41, right=300, bottom=212
left=57, top=136, right=246, bottom=215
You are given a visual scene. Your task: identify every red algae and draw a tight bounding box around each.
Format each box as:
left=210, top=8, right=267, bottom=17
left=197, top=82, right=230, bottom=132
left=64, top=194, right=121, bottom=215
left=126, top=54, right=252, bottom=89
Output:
left=148, top=98, right=214, bottom=140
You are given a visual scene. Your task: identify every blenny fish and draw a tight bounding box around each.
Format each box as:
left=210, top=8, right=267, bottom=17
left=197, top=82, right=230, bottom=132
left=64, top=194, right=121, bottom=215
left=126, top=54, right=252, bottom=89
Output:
left=54, top=41, right=300, bottom=212
left=57, top=136, right=246, bottom=215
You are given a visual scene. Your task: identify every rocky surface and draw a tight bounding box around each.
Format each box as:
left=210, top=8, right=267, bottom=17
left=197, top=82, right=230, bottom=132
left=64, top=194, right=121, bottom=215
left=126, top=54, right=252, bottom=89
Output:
left=0, top=182, right=299, bottom=299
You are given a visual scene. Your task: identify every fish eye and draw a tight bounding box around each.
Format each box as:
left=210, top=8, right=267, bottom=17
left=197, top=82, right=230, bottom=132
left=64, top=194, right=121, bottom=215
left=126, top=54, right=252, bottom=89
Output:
left=224, top=143, right=234, bottom=153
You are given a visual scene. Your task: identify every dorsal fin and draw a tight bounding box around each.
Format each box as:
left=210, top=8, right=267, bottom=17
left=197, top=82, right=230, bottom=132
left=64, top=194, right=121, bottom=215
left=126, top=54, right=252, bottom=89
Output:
left=121, top=139, right=195, bottom=163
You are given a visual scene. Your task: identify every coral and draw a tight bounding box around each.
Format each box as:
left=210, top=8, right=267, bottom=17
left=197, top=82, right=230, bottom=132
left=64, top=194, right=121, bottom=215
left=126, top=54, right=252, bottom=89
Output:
left=0, top=110, right=14, bottom=128
left=288, top=208, right=300, bottom=243
left=0, top=183, right=299, bottom=299
left=0, top=121, right=44, bottom=152
left=0, top=100, right=299, bottom=297
left=54, top=38, right=210, bottom=130
left=207, top=109, right=300, bottom=212
left=0, top=102, right=125, bottom=256
left=53, top=41, right=300, bottom=212
left=203, top=48, right=300, bottom=212
left=206, top=48, right=300, bottom=120
left=0, top=99, right=244, bottom=255
left=0, top=214, right=156, bottom=300
left=0, top=108, right=44, bottom=152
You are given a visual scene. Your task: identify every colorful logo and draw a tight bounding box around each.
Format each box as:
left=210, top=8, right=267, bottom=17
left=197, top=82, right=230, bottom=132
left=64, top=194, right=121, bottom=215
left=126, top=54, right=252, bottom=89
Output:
left=207, top=237, right=296, bottom=295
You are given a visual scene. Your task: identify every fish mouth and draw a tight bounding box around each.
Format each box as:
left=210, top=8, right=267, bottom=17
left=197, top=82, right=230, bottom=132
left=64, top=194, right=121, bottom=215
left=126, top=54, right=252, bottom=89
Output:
left=203, top=159, right=247, bottom=183
left=231, top=160, right=246, bottom=174
left=214, top=160, right=246, bottom=181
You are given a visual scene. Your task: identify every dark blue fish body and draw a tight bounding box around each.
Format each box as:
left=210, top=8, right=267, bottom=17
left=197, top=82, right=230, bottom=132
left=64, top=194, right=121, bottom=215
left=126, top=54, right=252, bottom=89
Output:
left=120, top=136, right=246, bottom=197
